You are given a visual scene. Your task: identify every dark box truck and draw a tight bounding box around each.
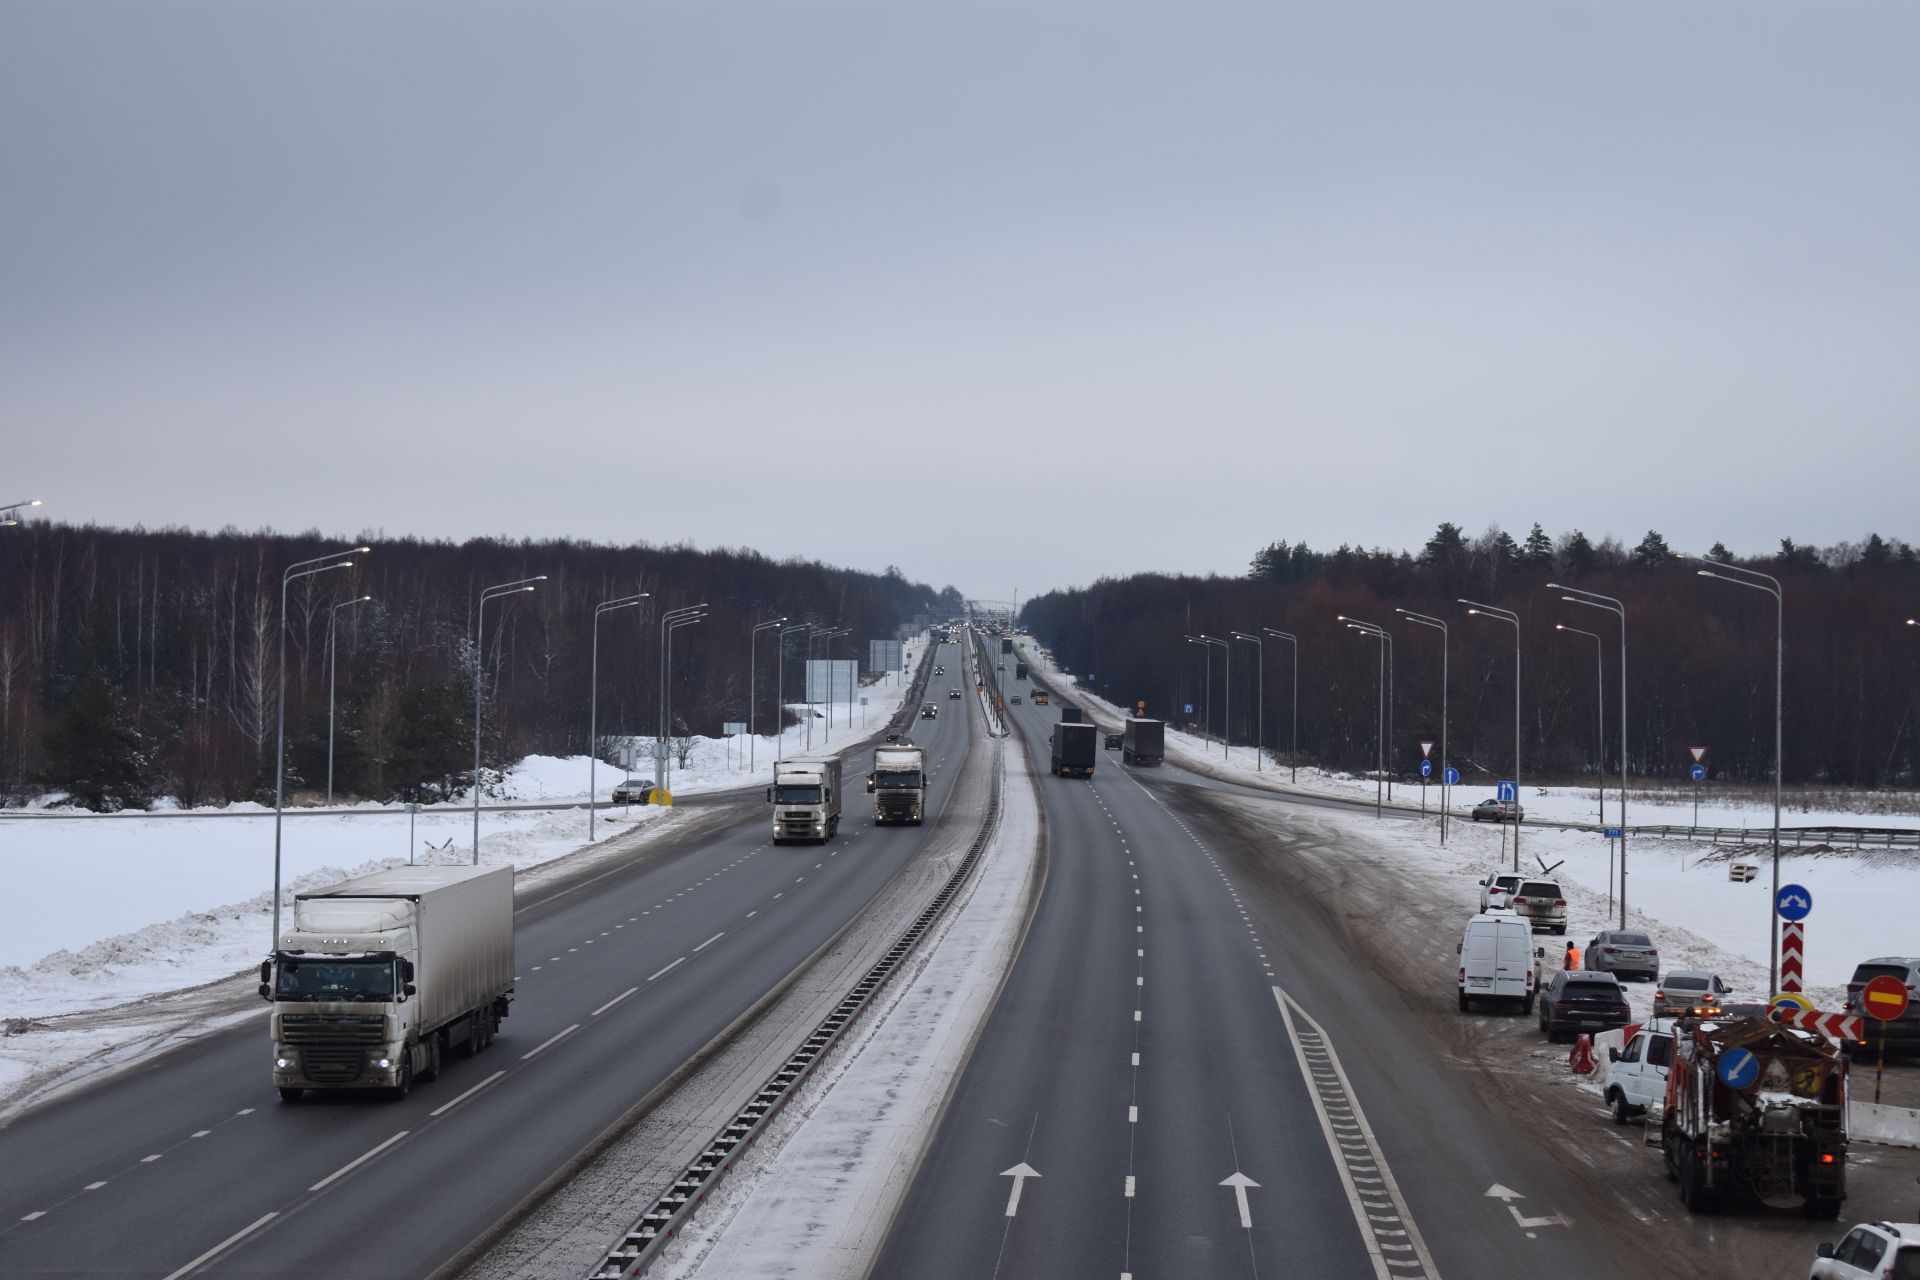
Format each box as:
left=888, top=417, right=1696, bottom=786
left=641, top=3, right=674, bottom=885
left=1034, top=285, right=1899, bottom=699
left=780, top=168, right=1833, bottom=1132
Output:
left=1060, top=707, right=1083, bottom=723
left=1122, top=718, right=1164, bottom=766
left=1050, top=722, right=1098, bottom=778
left=1015, top=661, right=1029, bottom=680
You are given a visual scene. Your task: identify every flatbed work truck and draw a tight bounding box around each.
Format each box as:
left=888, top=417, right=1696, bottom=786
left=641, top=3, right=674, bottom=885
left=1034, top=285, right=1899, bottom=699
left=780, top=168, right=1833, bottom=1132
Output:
left=264, top=865, right=514, bottom=1101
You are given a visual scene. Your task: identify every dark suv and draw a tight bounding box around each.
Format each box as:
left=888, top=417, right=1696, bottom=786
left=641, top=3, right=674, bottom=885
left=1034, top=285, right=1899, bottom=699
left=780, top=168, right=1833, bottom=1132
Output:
left=1538, top=971, right=1632, bottom=1042
left=1845, top=957, right=1920, bottom=1056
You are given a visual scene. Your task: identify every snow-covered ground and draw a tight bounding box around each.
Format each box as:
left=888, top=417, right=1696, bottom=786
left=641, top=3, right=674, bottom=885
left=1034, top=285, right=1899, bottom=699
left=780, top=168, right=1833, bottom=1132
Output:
left=0, top=642, right=928, bottom=1104
left=1018, top=639, right=1920, bottom=998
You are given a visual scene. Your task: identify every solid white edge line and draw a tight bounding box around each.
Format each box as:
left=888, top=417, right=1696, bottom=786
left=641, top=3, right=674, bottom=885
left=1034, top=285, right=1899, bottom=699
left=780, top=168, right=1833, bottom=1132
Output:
left=159, top=1211, right=279, bottom=1280
left=308, top=1129, right=410, bottom=1192
left=428, top=1069, right=506, bottom=1117
left=1272, top=986, right=1441, bottom=1280
left=519, top=1023, right=580, bottom=1062
left=648, top=957, right=685, bottom=982
left=692, top=931, right=725, bottom=953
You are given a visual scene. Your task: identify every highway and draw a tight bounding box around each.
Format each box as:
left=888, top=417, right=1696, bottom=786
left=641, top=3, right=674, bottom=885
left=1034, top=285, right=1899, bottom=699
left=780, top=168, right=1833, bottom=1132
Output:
left=0, top=653, right=980, bottom=1280
left=874, top=681, right=1661, bottom=1280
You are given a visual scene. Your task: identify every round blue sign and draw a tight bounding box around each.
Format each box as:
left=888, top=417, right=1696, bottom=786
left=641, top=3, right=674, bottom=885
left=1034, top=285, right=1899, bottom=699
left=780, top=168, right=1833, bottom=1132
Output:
left=1444, top=767, right=1460, bottom=786
left=1776, top=884, right=1813, bottom=922
left=1717, top=1046, right=1760, bottom=1089
left=1690, top=763, right=1707, bottom=781
left=1420, top=760, right=1432, bottom=778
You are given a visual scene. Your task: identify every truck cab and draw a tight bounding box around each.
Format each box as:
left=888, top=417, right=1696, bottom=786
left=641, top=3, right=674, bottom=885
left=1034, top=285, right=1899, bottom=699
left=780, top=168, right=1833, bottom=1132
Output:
left=770, top=755, right=843, bottom=844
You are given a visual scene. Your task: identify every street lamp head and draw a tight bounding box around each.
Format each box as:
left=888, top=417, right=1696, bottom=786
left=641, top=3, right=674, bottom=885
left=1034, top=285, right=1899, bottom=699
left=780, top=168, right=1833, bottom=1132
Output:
left=1466, top=608, right=1479, bottom=616
left=1554, top=623, right=1567, bottom=631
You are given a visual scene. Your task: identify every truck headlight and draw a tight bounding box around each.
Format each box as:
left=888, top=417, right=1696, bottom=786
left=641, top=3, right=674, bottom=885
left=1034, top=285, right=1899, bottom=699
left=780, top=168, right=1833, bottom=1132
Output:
left=375, top=1057, right=393, bottom=1069
left=275, top=1056, right=294, bottom=1069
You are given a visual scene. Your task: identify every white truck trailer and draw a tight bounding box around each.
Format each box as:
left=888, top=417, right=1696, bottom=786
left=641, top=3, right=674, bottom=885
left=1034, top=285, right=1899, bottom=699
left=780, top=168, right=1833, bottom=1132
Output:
left=262, top=865, right=514, bottom=1102
left=867, top=744, right=927, bottom=824
left=769, top=754, right=843, bottom=843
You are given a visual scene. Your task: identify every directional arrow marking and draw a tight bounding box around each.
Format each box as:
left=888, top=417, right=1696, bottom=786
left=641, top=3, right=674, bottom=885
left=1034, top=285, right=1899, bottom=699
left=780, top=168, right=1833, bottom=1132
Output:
left=1484, top=1183, right=1571, bottom=1231
left=1220, top=1171, right=1260, bottom=1229
left=1483, top=1183, right=1522, bottom=1202
left=1001, top=1163, right=1040, bottom=1217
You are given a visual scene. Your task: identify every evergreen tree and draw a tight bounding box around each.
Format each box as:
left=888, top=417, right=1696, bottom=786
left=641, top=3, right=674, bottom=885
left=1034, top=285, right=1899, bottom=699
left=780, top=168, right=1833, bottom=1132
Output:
left=1778, top=538, right=1822, bottom=572
left=1521, top=523, right=1554, bottom=569
left=1559, top=530, right=1597, bottom=576
left=1860, top=533, right=1892, bottom=569
left=1706, top=541, right=1734, bottom=564
left=1631, top=530, right=1674, bottom=570
left=1421, top=522, right=1467, bottom=566
left=38, top=672, right=154, bottom=811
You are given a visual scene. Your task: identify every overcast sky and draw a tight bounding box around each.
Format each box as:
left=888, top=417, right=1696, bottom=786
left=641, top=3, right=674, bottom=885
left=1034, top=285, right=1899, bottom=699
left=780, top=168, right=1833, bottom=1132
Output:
left=5, top=0, right=1915, bottom=601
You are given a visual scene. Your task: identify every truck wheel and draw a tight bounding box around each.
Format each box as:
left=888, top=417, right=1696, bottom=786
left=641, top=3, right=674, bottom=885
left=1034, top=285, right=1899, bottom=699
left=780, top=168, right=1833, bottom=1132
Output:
left=421, top=1037, right=443, bottom=1083
left=461, top=1012, right=482, bottom=1059
left=1521, top=992, right=1536, bottom=1015
left=278, top=1087, right=304, bottom=1104
left=391, top=1054, right=413, bottom=1102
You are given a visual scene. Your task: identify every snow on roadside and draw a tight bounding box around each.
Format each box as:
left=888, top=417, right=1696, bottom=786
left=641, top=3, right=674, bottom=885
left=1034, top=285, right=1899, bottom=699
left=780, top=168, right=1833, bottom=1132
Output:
left=658, top=745, right=1039, bottom=1280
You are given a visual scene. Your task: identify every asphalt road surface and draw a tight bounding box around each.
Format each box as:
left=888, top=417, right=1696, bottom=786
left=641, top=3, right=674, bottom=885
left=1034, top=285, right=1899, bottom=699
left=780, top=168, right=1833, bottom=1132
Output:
left=0, top=661, right=979, bottom=1280
left=876, top=684, right=1651, bottom=1280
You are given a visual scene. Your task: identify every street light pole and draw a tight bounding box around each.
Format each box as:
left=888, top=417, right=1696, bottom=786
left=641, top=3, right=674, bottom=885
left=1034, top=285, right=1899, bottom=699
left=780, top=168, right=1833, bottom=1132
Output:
left=1397, top=610, right=1450, bottom=845
left=1262, top=629, right=1299, bottom=784
left=1461, top=600, right=1523, bottom=872
left=659, top=606, right=708, bottom=794
left=1551, top=585, right=1630, bottom=932
left=1231, top=632, right=1262, bottom=770
left=818, top=628, right=850, bottom=744
left=1186, top=635, right=1227, bottom=753
left=272, top=547, right=367, bottom=949
left=589, top=593, right=649, bottom=841
left=1684, top=557, right=1784, bottom=992
left=474, top=575, right=546, bottom=863
left=0, top=499, right=43, bottom=526
left=776, top=623, right=811, bottom=769
left=749, top=617, right=787, bottom=774
left=1342, top=619, right=1390, bottom=818
left=326, top=595, right=372, bottom=804
left=1554, top=625, right=1606, bottom=827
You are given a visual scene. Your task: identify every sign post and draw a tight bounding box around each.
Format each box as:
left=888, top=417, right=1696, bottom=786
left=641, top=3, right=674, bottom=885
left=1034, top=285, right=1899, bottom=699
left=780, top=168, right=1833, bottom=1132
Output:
left=1690, top=748, right=1708, bottom=828
left=1863, top=974, right=1911, bottom=1104
left=1419, top=742, right=1434, bottom=817
left=1776, top=883, right=1812, bottom=998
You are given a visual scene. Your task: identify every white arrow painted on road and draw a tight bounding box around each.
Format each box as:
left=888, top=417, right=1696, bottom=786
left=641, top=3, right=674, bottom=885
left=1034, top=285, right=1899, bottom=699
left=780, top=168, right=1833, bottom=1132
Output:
left=1483, top=1183, right=1572, bottom=1231
left=1220, top=1171, right=1260, bottom=1229
left=1001, top=1163, right=1041, bottom=1217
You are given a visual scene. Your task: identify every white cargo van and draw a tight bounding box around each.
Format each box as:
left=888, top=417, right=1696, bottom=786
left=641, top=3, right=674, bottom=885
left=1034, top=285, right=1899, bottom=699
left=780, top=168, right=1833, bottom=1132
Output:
left=1457, top=912, right=1541, bottom=1013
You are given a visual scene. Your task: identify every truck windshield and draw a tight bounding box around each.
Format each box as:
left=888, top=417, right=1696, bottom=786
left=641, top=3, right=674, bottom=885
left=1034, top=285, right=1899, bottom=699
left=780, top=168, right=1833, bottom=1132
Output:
left=276, top=957, right=396, bottom=1003
left=874, top=771, right=922, bottom=789
left=775, top=785, right=823, bottom=805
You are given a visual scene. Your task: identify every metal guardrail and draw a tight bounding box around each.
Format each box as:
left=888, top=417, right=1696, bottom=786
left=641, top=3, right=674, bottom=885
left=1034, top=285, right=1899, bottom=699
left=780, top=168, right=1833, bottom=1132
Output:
left=586, top=743, right=1006, bottom=1278
left=1636, top=823, right=1920, bottom=848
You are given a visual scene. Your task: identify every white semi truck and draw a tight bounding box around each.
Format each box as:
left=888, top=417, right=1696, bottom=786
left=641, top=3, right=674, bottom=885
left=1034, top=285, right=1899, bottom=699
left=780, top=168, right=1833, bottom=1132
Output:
left=867, top=743, right=927, bottom=824
left=769, top=754, right=843, bottom=843
left=262, top=865, right=514, bottom=1102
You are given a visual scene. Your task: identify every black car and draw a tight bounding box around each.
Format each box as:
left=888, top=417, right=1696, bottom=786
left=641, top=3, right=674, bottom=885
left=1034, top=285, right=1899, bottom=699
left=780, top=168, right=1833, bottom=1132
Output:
left=1539, top=971, right=1632, bottom=1042
left=1104, top=733, right=1122, bottom=750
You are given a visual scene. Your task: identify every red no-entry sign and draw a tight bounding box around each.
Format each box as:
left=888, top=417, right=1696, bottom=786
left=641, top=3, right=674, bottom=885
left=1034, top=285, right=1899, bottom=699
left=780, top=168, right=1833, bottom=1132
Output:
left=1863, top=975, right=1911, bottom=1022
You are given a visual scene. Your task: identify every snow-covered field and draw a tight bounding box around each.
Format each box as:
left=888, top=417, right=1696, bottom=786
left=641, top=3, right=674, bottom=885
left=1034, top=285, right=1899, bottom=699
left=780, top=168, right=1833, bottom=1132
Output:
left=0, top=643, right=927, bottom=1105
left=1018, top=639, right=1920, bottom=998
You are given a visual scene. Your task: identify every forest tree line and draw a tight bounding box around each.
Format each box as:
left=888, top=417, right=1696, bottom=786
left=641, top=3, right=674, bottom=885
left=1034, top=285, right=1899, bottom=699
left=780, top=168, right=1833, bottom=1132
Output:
left=0, top=523, right=959, bottom=809
left=1021, top=524, right=1920, bottom=790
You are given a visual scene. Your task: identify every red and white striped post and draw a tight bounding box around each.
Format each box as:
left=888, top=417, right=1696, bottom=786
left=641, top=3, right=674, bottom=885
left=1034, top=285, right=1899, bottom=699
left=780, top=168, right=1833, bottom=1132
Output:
left=1779, top=920, right=1805, bottom=994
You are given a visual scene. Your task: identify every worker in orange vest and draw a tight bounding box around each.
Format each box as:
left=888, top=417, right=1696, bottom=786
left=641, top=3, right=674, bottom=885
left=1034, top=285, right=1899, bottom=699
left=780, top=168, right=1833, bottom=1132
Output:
left=1565, top=940, right=1582, bottom=971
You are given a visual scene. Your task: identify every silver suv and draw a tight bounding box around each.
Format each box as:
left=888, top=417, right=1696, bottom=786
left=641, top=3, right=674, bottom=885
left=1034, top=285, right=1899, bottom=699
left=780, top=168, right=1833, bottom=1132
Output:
left=1477, top=873, right=1523, bottom=912
left=1509, top=879, right=1568, bottom=935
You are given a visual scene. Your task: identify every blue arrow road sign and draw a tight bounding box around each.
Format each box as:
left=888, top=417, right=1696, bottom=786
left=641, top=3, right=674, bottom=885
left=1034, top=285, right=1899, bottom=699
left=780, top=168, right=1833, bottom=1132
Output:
left=1184, top=704, right=1194, bottom=715
left=1497, top=780, right=1517, bottom=803
left=1444, top=767, right=1460, bottom=786
left=1690, top=763, right=1707, bottom=782
left=1776, top=884, right=1813, bottom=922
left=1717, top=1047, right=1760, bottom=1089
left=1420, top=760, right=1432, bottom=778
left=1604, top=827, right=1623, bottom=839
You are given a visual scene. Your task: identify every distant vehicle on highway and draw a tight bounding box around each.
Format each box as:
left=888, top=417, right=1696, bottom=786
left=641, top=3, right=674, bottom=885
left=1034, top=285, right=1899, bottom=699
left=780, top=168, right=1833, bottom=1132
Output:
left=948, top=688, right=962, bottom=699
left=1810, top=1221, right=1920, bottom=1278
left=1477, top=872, right=1523, bottom=912
left=1584, top=930, right=1660, bottom=982
left=1104, top=732, right=1122, bottom=750
left=1471, top=798, right=1525, bottom=823
left=1010, top=694, right=1023, bottom=705
left=1122, top=718, right=1164, bottom=766
left=920, top=702, right=939, bottom=719
left=611, top=778, right=650, bottom=804
left=1653, top=970, right=1730, bottom=1019
left=1538, top=970, right=1631, bottom=1042
left=770, top=753, right=842, bottom=844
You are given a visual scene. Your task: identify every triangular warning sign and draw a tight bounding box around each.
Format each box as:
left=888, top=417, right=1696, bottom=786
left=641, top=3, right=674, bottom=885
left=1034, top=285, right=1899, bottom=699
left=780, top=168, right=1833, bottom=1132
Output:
left=1420, top=741, right=1435, bottom=758
left=1690, top=747, right=1707, bottom=762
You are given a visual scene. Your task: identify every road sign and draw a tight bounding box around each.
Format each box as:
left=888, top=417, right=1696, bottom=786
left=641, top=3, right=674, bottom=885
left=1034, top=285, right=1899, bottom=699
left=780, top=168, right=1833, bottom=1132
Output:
left=1863, top=975, right=1912, bottom=1022
left=860, top=697, right=869, bottom=705
left=1603, top=827, right=1623, bottom=839
left=1775, top=1007, right=1863, bottom=1043
left=1776, top=884, right=1813, bottom=921
left=1184, top=704, right=1194, bottom=715
left=1419, top=760, right=1432, bottom=778
left=1497, top=780, right=1517, bottom=803
left=1780, top=920, right=1805, bottom=993
left=1420, top=740, right=1435, bottom=758
left=1717, top=1046, right=1760, bottom=1089
left=1444, top=767, right=1460, bottom=786
left=1771, top=991, right=1814, bottom=1013
left=722, top=721, right=747, bottom=736
left=1690, top=763, right=1707, bottom=782
left=1690, top=746, right=1707, bottom=763
left=648, top=788, right=673, bottom=807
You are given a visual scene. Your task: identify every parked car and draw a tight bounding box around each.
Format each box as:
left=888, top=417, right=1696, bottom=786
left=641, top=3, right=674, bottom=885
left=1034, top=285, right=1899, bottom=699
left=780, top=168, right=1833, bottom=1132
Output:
left=1845, top=957, right=1920, bottom=1056
left=1810, top=1222, right=1920, bottom=1279
left=1538, top=970, right=1632, bottom=1042
left=1458, top=912, right=1542, bottom=1013
left=1104, top=732, right=1122, bottom=750
left=1603, top=1018, right=1676, bottom=1124
left=1653, top=970, right=1731, bottom=1018
left=1472, top=799, right=1526, bottom=823
left=1477, top=872, right=1524, bottom=912
left=1509, top=879, right=1568, bottom=935
left=611, top=778, right=650, bottom=804
left=1584, top=930, right=1660, bottom=982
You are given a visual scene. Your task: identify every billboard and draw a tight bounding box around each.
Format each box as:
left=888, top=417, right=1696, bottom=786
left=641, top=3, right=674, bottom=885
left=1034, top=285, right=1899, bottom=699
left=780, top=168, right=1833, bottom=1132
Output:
left=805, top=659, right=859, bottom=703
left=868, top=639, right=904, bottom=673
